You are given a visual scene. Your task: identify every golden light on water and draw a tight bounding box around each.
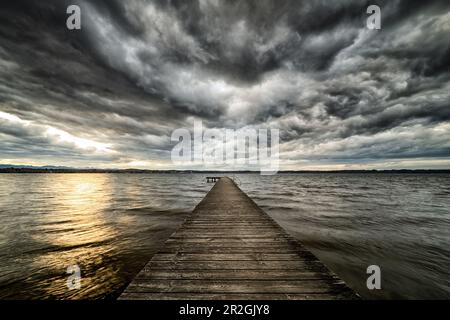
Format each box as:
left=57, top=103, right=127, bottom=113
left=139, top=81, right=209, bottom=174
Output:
left=33, top=174, right=117, bottom=247
left=30, top=174, right=120, bottom=298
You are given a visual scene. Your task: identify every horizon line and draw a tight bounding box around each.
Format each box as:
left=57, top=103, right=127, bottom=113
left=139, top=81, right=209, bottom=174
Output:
left=1, top=164, right=449, bottom=173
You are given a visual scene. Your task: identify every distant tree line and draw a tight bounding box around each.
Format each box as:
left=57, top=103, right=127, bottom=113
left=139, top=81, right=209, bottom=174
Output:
left=0, top=168, right=449, bottom=174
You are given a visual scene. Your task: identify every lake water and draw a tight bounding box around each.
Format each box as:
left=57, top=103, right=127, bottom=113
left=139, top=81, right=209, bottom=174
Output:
left=0, top=173, right=449, bottom=299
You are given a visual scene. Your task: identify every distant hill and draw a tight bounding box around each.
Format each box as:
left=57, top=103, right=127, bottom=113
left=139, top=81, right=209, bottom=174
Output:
left=0, top=164, right=73, bottom=170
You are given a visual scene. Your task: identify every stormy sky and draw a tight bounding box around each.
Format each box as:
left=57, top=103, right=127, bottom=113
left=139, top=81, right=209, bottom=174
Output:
left=0, top=0, right=449, bottom=170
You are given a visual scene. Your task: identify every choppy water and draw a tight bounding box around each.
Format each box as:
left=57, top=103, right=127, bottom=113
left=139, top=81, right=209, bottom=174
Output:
left=0, top=173, right=449, bottom=299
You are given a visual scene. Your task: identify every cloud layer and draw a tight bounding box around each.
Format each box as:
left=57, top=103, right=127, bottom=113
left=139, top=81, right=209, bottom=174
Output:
left=0, top=0, right=449, bottom=169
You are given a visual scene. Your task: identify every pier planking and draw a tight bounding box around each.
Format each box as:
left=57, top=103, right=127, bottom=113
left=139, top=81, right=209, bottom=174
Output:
left=119, top=177, right=358, bottom=300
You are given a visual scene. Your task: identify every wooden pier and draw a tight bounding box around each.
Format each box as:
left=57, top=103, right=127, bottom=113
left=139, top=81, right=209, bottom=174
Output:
left=119, top=177, right=357, bottom=300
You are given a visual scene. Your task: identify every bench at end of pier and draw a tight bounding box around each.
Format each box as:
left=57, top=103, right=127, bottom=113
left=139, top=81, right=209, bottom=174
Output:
left=206, top=177, right=222, bottom=183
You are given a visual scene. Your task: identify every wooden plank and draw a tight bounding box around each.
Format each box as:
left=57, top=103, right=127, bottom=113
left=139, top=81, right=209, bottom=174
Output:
left=164, top=238, right=294, bottom=243
left=119, top=292, right=351, bottom=300
left=160, top=244, right=304, bottom=250
left=134, top=270, right=334, bottom=280
left=157, top=246, right=305, bottom=254
left=124, top=279, right=350, bottom=294
left=119, top=177, right=358, bottom=300
left=144, top=260, right=326, bottom=270
left=151, top=253, right=303, bottom=261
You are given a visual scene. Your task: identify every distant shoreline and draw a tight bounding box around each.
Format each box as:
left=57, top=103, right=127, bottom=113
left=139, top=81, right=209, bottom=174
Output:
left=1, top=167, right=449, bottom=174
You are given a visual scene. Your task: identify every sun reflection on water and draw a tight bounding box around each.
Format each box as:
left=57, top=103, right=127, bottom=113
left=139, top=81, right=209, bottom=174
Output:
left=30, top=174, right=121, bottom=299
left=0, top=173, right=205, bottom=299
left=32, top=174, right=117, bottom=246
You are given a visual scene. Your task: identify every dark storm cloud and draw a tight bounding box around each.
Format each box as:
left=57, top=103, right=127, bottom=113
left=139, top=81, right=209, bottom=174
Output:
left=0, top=0, right=449, bottom=168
